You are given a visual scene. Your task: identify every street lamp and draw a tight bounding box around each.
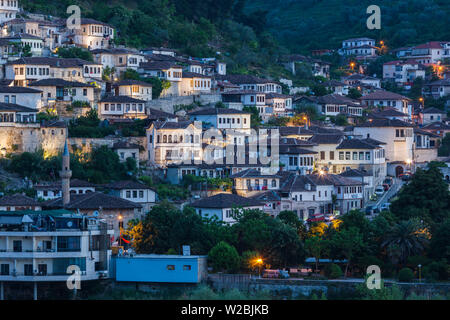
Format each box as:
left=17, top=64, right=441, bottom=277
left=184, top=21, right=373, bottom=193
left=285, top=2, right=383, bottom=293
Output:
left=418, top=264, right=422, bottom=283
left=350, top=62, right=355, bottom=71
left=253, top=258, right=263, bottom=279
left=118, top=214, right=123, bottom=247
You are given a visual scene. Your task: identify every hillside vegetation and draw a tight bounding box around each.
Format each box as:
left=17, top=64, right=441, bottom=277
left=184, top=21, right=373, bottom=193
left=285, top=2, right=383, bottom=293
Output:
left=245, top=0, right=450, bottom=53
left=20, top=0, right=450, bottom=76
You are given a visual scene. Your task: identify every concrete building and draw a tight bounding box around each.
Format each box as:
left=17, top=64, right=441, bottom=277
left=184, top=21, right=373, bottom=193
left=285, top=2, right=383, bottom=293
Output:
left=66, top=18, right=114, bottom=50
left=190, top=193, right=263, bottom=224
left=0, top=209, right=113, bottom=300
left=353, top=119, right=415, bottom=177
left=114, top=254, right=207, bottom=284
left=0, top=0, right=19, bottom=24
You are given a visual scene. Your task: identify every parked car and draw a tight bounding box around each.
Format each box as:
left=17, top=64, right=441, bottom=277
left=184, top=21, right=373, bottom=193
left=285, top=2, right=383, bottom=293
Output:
left=365, top=205, right=376, bottom=215
left=382, top=184, right=390, bottom=191
left=383, top=177, right=393, bottom=186
left=262, top=269, right=280, bottom=278
left=375, top=186, right=385, bottom=196
left=380, top=203, right=391, bottom=211
left=369, top=194, right=378, bottom=201
left=399, top=173, right=412, bottom=181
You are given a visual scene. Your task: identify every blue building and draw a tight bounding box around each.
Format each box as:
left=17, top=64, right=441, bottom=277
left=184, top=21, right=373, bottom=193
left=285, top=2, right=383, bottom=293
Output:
left=114, top=254, right=208, bottom=283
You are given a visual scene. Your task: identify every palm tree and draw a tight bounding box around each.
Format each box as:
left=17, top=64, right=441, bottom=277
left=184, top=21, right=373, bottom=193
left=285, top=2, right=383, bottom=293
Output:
left=381, top=219, right=429, bottom=266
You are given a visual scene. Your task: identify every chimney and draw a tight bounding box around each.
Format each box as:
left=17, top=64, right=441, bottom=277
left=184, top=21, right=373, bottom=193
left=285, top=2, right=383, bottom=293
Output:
left=59, top=140, right=72, bottom=207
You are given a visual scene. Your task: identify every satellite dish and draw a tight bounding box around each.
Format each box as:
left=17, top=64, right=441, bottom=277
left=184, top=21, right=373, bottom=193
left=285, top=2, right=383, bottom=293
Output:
left=67, top=221, right=73, bottom=228
left=93, top=211, right=99, bottom=217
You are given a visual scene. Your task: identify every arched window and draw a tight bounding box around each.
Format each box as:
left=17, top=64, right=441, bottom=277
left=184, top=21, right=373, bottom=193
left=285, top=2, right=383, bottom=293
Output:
left=271, top=179, right=276, bottom=188
left=157, top=135, right=160, bottom=143
left=168, top=135, right=172, bottom=143
left=163, top=135, right=167, bottom=143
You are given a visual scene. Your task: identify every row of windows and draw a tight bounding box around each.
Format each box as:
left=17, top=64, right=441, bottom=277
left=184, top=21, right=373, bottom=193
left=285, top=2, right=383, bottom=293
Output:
left=288, top=156, right=314, bottom=167
left=103, top=103, right=144, bottom=113
left=338, top=186, right=363, bottom=194
left=125, top=190, right=144, bottom=199
left=153, top=134, right=200, bottom=144
left=1, top=0, right=18, bottom=7
left=84, top=66, right=101, bottom=74
left=218, top=117, right=247, bottom=125
left=191, top=79, right=210, bottom=89
left=395, top=129, right=413, bottom=138
left=245, top=179, right=277, bottom=188
left=338, top=151, right=372, bottom=161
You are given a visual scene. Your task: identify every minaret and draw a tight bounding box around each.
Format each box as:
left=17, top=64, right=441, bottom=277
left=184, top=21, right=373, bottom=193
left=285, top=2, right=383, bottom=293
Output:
left=60, top=140, right=72, bottom=207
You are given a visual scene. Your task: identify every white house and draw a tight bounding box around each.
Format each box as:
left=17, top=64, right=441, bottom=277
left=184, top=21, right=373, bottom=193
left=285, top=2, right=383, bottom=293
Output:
left=179, top=72, right=211, bottom=95
left=28, top=78, right=95, bottom=107
left=360, top=90, right=411, bottom=117
left=191, top=193, right=263, bottom=224
left=112, top=80, right=152, bottom=101
left=66, top=18, right=114, bottom=50
left=0, top=86, right=42, bottom=110
left=188, top=107, right=251, bottom=134
left=0, top=0, right=19, bottom=24
left=353, top=119, right=415, bottom=177
left=383, top=60, right=425, bottom=86
left=104, top=180, right=156, bottom=213
left=146, top=120, right=203, bottom=167
left=99, top=96, right=147, bottom=120
left=34, top=179, right=96, bottom=200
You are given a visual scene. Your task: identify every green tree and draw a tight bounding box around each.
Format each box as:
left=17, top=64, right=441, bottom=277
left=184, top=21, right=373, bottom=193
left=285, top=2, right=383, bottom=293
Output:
left=57, top=47, right=93, bottom=61
left=429, top=219, right=450, bottom=262
left=347, top=87, right=362, bottom=99
left=390, top=166, right=450, bottom=225
left=332, top=227, right=365, bottom=278
left=381, top=219, right=429, bottom=266
left=208, top=241, right=240, bottom=273
left=305, top=236, right=329, bottom=272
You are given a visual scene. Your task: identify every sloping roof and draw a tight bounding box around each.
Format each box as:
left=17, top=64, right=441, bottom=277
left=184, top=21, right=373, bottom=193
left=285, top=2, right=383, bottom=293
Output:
left=152, top=120, right=198, bottom=130
left=336, top=138, right=379, bottom=149
left=100, top=96, right=146, bottom=103
left=0, top=103, right=37, bottom=113
left=356, top=118, right=413, bottom=128
left=230, top=168, right=281, bottom=179
left=80, top=18, right=114, bottom=28
left=316, top=94, right=360, bottom=106
left=43, top=192, right=141, bottom=210
left=139, top=61, right=180, bottom=70
left=29, top=78, right=95, bottom=87
left=369, top=108, right=408, bottom=118
left=421, top=107, right=446, bottom=114
left=0, top=86, right=41, bottom=93
left=361, top=90, right=410, bottom=101
left=339, top=168, right=372, bottom=177
left=188, top=107, right=250, bottom=116
left=279, top=145, right=317, bottom=155
left=0, top=194, right=41, bottom=206
left=7, top=57, right=99, bottom=67
left=279, top=127, right=315, bottom=136
left=309, top=134, right=344, bottom=144
left=182, top=71, right=211, bottom=79
left=191, top=193, right=263, bottom=209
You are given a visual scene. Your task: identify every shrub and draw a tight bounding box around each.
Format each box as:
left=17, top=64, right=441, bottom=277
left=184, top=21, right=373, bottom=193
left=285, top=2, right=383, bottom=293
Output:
left=398, top=268, right=414, bottom=282
left=324, top=263, right=343, bottom=279
left=208, top=241, right=240, bottom=273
